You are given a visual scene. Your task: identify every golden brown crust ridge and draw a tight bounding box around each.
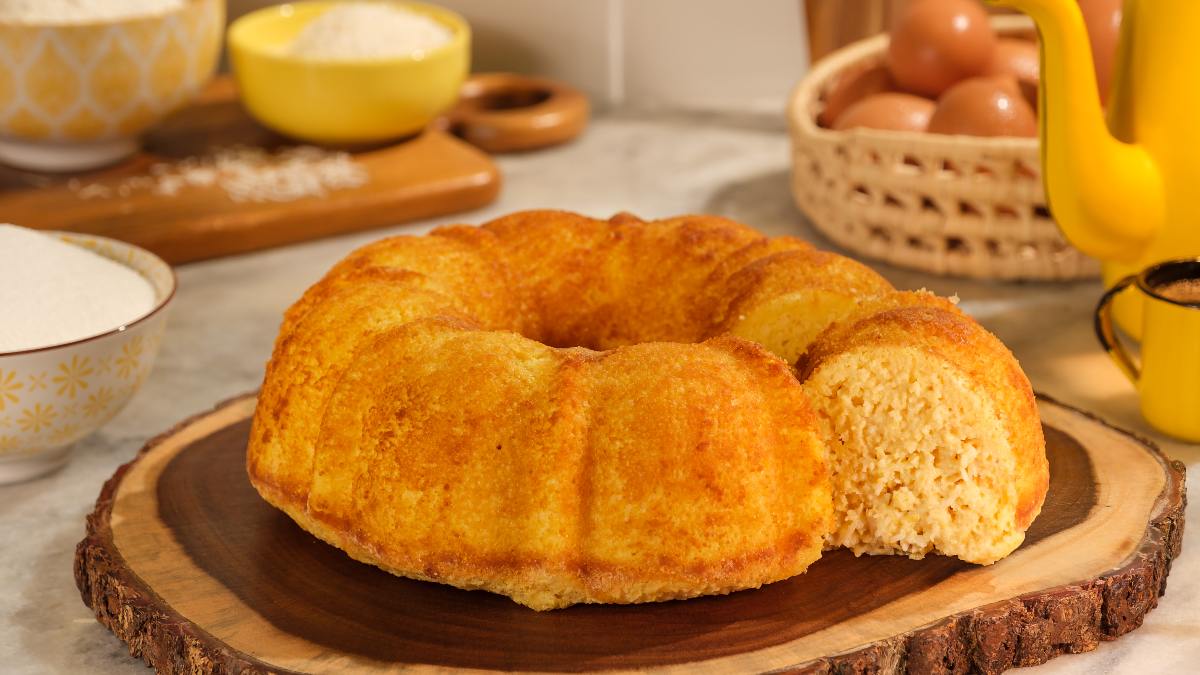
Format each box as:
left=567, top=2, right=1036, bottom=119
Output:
left=716, top=248, right=892, bottom=326
left=248, top=269, right=480, bottom=503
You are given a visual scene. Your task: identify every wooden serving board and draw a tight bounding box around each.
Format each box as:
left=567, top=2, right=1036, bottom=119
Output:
left=75, top=395, right=1185, bottom=674
left=0, top=77, right=500, bottom=264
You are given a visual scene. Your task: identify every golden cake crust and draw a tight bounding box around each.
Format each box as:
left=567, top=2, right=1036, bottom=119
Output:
left=249, top=211, right=849, bottom=610
left=249, top=210, right=1048, bottom=608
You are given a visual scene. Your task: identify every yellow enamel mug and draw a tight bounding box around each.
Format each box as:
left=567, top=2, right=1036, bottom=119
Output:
left=1095, top=258, right=1200, bottom=441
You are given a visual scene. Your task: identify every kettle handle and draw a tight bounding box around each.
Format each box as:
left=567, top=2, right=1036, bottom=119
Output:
left=1094, top=275, right=1141, bottom=383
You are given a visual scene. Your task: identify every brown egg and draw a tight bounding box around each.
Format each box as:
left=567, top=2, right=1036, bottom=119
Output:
left=1078, top=0, right=1122, bottom=104
left=927, top=77, right=1038, bottom=137
left=819, top=63, right=896, bottom=128
left=985, top=38, right=1039, bottom=86
left=985, top=38, right=1040, bottom=113
left=886, top=0, right=998, bottom=98
left=834, top=93, right=936, bottom=132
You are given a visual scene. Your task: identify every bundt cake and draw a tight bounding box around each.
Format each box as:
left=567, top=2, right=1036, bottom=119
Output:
left=248, top=209, right=1048, bottom=610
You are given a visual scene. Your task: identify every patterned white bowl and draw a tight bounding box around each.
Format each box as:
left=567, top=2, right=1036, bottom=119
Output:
left=0, top=0, right=223, bottom=171
left=0, top=233, right=175, bottom=484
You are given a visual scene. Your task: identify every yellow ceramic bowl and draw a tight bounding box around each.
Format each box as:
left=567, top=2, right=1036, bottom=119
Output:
left=0, top=0, right=223, bottom=171
left=228, top=1, right=470, bottom=145
left=0, top=233, right=175, bottom=484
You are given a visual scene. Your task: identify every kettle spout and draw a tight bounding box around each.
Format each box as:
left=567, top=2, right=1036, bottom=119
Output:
left=991, top=0, right=1162, bottom=262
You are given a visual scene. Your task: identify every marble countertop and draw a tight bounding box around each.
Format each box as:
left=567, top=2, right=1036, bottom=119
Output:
left=1, top=113, right=1196, bottom=674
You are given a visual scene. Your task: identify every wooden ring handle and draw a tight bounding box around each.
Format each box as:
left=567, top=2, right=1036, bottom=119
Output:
left=440, top=73, right=589, bottom=153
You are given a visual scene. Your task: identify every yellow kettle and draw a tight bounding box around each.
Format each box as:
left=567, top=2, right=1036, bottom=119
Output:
left=993, top=0, right=1200, bottom=335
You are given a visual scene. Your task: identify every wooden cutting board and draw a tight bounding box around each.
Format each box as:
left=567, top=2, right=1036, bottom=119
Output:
left=0, top=75, right=586, bottom=264
left=75, top=395, right=1185, bottom=674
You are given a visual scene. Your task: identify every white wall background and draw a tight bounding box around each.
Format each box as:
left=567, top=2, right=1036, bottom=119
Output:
left=227, top=0, right=811, bottom=115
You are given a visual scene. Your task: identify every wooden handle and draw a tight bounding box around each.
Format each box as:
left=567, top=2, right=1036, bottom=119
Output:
left=440, top=73, right=589, bottom=153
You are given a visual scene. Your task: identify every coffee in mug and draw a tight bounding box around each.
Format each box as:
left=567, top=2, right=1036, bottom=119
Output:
left=1159, top=278, right=1200, bottom=304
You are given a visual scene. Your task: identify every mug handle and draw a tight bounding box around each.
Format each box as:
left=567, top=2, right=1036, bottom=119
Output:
left=1093, top=275, right=1141, bottom=383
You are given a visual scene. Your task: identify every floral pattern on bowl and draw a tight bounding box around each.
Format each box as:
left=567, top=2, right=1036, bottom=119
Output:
left=0, top=232, right=174, bottom=484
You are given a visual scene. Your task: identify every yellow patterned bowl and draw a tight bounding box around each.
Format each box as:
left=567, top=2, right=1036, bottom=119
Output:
left=0, top=233, right=175, bottom=484
left=0, top=0, right=223, bottom=171
left=228, top=1, right=469, bottom=144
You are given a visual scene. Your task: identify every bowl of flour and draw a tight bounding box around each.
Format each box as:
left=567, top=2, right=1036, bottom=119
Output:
left=0, top=0, right=223, bottom=171
left=228, top=1, right=469, bottom=144
left=0, top=226, right=175, bottom=483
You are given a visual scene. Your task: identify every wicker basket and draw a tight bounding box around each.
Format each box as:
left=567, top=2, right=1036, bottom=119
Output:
left=788, top=15, right=1099, bottom=281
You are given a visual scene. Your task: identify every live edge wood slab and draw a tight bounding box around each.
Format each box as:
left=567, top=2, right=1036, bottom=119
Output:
left=75, top=394, right=1185, bottom=674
